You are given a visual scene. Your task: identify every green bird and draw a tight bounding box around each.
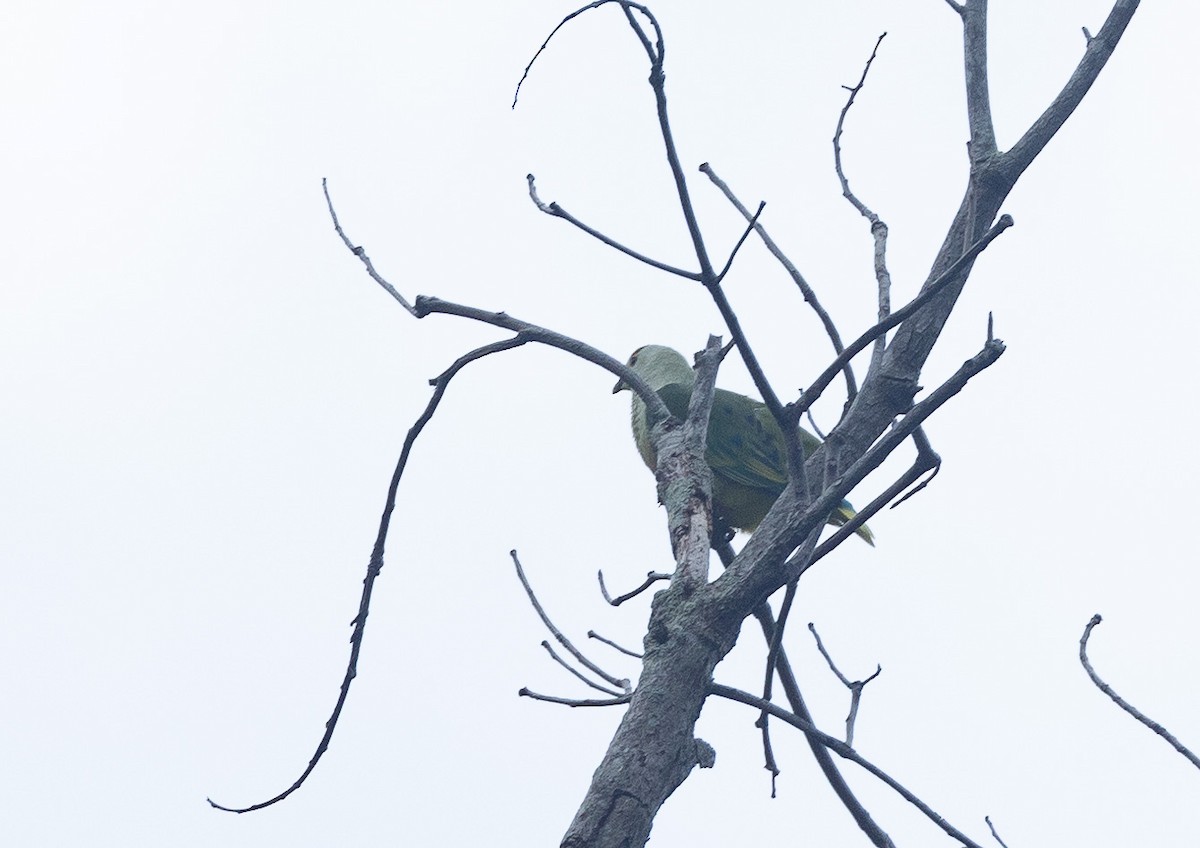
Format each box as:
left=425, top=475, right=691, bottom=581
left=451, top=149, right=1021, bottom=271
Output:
left=614, top=345, right=874, bottom=544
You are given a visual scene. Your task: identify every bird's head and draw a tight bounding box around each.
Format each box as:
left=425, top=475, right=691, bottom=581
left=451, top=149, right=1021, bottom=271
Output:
left=612, top=345, right=694, bottom=394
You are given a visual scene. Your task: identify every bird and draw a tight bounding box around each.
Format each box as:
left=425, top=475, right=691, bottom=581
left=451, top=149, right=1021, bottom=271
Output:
left=613, top=344, right=873, bottom=544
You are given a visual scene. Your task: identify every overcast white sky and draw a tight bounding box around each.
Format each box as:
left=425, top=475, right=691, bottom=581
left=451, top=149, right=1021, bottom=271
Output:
left=2, top=1, right=1196, bottom=845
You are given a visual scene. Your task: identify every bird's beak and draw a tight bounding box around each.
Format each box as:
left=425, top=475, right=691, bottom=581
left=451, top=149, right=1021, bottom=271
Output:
left=612, top=377, right=627, bottom=394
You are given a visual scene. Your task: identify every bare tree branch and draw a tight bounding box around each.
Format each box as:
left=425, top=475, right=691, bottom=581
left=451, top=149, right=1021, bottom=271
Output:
left=598, top=569, right=670, bottom=606
left=723, top=335, right=1005, bottom=612
left=793, top=215, right=1012, bottom=423
left=809, top=622, right=883, bottom=747
left=293, top=5, right=1143, bottom=843
left=831, top=33, right=893, bottom=375
left=803, top=428, right=940, bottom=567
left=710, top=684, right=986, bottom=848
left=209, top=335, right=528, bottom=813
left=698, top=162, right=858, bottom=401
left=323, top=178, right=416, bottom=315
left=520, top=689, right=632, bottom=708
left=714, top=542, right=895, bottom=847
left=527, top=174, right=699, bottom=279
left=324, top=182, right=675, bottom=428
left=1080, top=615, right=1200, bottom=770
left=413, top=296, right=673, bottom=424
left=588, top=631, right=643, bottom=659
left=513, top=0, right=661, bottom=109
left=713, top=201, right=766, bottom=284
left=513, top=551, right=632, bottom=694
left=1003, top=0, right=1140, bottom=179
left=985, top=815, right=1011, bottom=848
left=540, top=640, right=627, bottom=697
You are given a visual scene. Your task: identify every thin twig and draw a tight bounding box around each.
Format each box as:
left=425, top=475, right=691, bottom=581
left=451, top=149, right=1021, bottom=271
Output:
left=943, top=0, right=965, bottom=14
left=889, top=427, right=941, bottom=509
left=800, top=434, right=936, bottom=568
left=326, top=185, right=674, bottom=427
left=527, top=175, right=699, bottom=279
left=809, top=623, right=882, bottom=747
left=757, top=578, right=796, bottom=798
left=699, top=162, right=857, bottom=400
left=520, top=689, right=632, bottom=708
left=1079, top=615, right=1200, bottom=770
left=832, top=33, right=893, bottom=375
left=805, top=408, right=828, bottom=441
left=710, top=684, right=986, bottom=848
left=806, top=425, right=940, bottom=569
left=834, top=33, right=887, bottom=224
left=598, top=569, right=671, bottom=606
left=985, top=816, right=1010, bottom=848
left=760, top=518, right=824, bottom=747
left=511, top=551, right=631, bottom=693
left=540, top=640, right=626, bottom=697
left=714, top=202, right=766, bottom=284
left=512, top=0, right=658, bottom=109
left=588, top=631, right=643, bottom=659
left=754, top=706, right=781, bottom=797
left=323, top=179, right=416, bottom=315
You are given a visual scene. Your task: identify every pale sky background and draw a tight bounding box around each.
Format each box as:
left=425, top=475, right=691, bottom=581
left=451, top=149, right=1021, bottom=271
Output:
left=2, top=1, right=1196, bottom=845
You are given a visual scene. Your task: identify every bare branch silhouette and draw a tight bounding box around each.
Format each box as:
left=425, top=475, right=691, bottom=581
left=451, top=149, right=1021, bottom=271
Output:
left=832, top=33, right=893, bottom=375
left=588, top=631, right=643, bottom=659
left=513, top=550, right=631, bottom=694
left=710, top=683, right=985, bottom=848
left=598, top=570, right=670, bottom=606
left=809, top=623, right=883, bottom=747
left=1080, top=615, right=1200, bottom=770
left=699, top=161, right=858, bottom=400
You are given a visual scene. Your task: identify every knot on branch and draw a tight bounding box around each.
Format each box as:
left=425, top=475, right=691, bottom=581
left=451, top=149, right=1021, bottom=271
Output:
left=880, top=373, right=921, bottom=411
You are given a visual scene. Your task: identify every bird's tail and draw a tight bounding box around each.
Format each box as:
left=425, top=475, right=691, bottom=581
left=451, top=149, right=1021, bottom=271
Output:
left=834, top=500, right=875, bottom=547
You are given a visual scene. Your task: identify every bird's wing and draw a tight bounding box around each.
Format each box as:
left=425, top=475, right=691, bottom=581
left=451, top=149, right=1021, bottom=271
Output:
left=656, top=384, right=829, bottom=493
left=704, top=389, right=788, bottom=493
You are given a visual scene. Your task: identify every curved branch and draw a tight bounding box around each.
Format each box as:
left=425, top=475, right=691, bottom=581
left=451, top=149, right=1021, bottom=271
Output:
left=598, top=569, right=670, bottom=606
left=208, top=336, right=528, bottom=813
left=1079, top=615, right=1200, bottom=770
